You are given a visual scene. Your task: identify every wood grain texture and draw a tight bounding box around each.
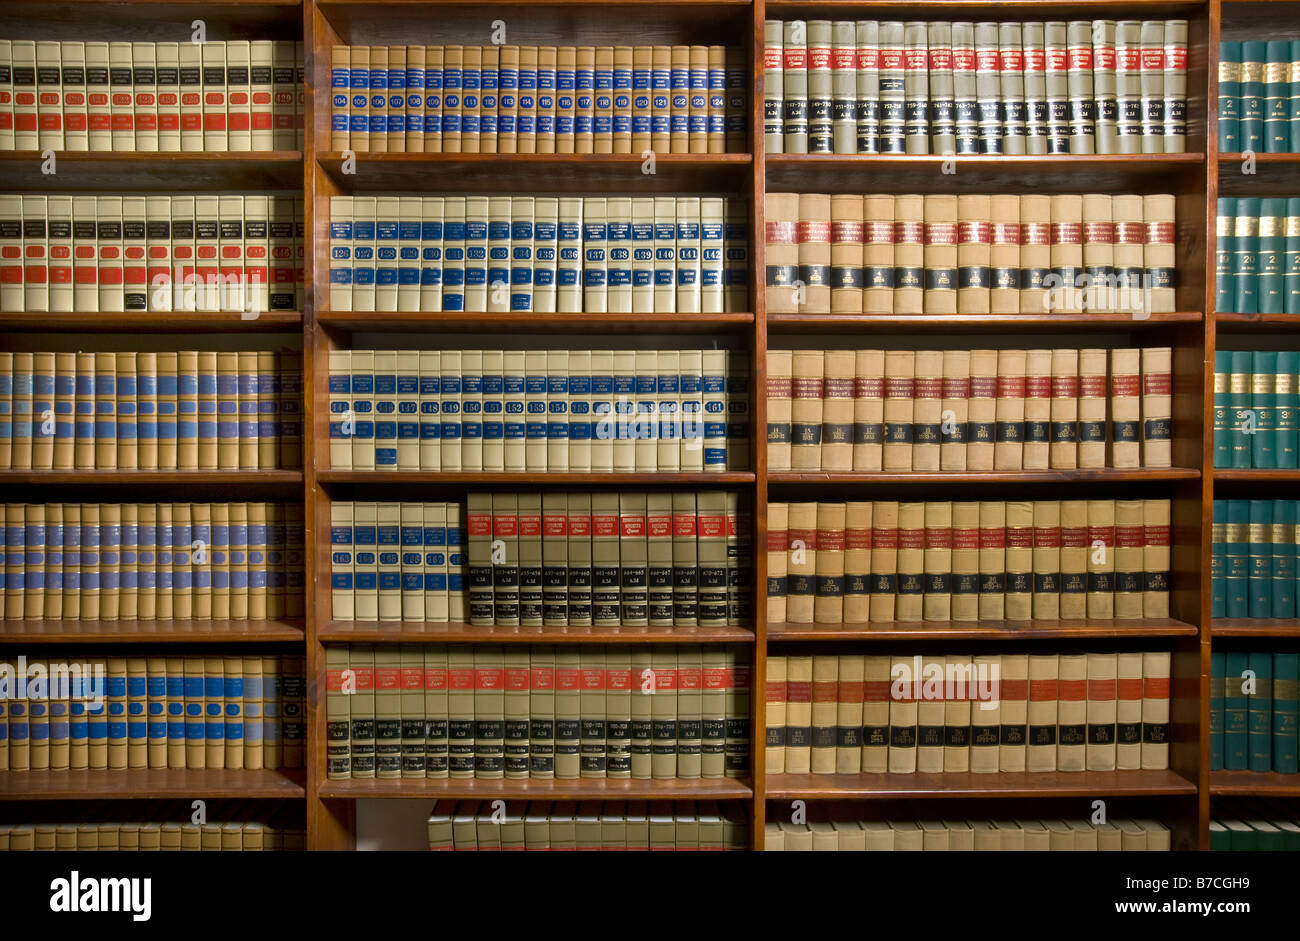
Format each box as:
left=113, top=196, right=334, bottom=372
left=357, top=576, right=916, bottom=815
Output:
left=1208, top=771, right=1300, bottom=796
left=317, top=776, right=754, bottom=800
left=765, top=770, right=1198, bottom=800
left=0, top=619, right=305, bottom=643
left=318, top=620, right=754, bottom=643
left=768, top=619, right=1200, bottom=641
left=0, top=768, right=306, bottom=801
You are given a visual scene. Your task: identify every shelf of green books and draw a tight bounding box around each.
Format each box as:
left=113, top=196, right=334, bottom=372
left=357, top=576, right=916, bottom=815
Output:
left=0, top=470, right=305, bottom=486
left=0, top=767, right=307, bottom=801
left=766, top=312, right=1203, bottom=334
left=316, top=470, right=755, bottom=485
left=1210, top=619, right=1300, bottom=637
left=0, top=311, right=305, bottom=333
left=1213, top=468, right=1300, bottom=482
left=318, top=620, right=753, bottom=643
left=315, top=311, right=755, bottom=334
left=316, top=775, right=753, bottom=800
left=0, top=151, right=304, bottom=192
left=764, top=769, right=1198, bottom=800
left=0, top=619, right=306, bottom=644
left=768, top=618, right=1199, bottom=642
left=767, top=469, right=1201, bottom=485
left=316, top=152, right=752, bottom=193
left=1208, top=770, right=1300, bottom=797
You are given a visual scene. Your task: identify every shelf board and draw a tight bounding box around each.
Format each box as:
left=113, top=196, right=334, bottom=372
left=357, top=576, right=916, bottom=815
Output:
left=1213, top=468, right=1300, bottom=482
left=317, top=151, right=751, bottom=192
left=1211, top=619, right=1300, bottom=637
left=0, top=470, right=304, bottom=486
left=319, top=620, right=753, bottom=643
left=1209, top=770, right=1300, bottom=797
left=0, top=311, right=303, bottom=333
left=768, top=312, right=1201, bottom=333
left=764, top=769, right=1197, bottom=800
left=1215, top=312, right=1300, bottom=329
left=768, top=618, right=1199, bottom=641
left=768, top=468, right=1200, bottom=485
left=317, top=776, right=753, bottom=800
left=0, top=767, right=306, bottom=801
left=318, top=470, right=754, bottom=485
left=0, top=151, right=302, bottom=191
left=766, top=0, right=1201, bottom=11
left=318, top=311, right=754, bottom=333
left=765, top=153, right=1205, bottom=192
left=0, top=619, right=305, bottom=644
left=1217, top=153, right=1300, bottom=193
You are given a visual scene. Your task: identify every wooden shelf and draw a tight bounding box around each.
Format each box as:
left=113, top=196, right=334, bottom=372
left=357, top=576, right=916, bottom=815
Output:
left=768, top=312, right=1202, bottom=333
left=0, top=151, right=302, bottom=191
left=1211, top=619, right=1300, bottom=638
left=765, top=770, right=1197, bottom=800
left=1208, top=770, right=1300, bottom=797
left=0, top=619, right=305, bottom=644
left=319, top=620, right=753, bottom=643
left=318, top=470, right=754, bottom=485
left=0, top=768, right=306, bottom=801
left=1213, top=468, right=1300, bottom=482
left=317, top=776, right=753, bottom=800
left=0, top=470, right=303, bottom=486
left=1217, top=153, right=1300, bottom=194
left=768, top=468, right=1200, bottom=485
left=766, top=0, right=1201, bottom=11
left=317, top=311, right=754, bottom=333
left=0, top=311, right=304, bottom=333
left=769, top=618, right=1199, bottom=641
left=1215, top=311, right=1300, bottom=328
left=317, top=151, right=751, bottom=192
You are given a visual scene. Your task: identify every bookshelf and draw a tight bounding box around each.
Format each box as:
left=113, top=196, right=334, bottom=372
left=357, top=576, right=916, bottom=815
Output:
left=4, top=0, right=1299, bottom=854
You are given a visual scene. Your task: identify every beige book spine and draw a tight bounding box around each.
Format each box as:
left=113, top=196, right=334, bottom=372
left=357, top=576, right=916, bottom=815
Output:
left=993, top=349, right=1026, bottom=470
left=869, top=501, right=898, bottom=622
left=882, top=349, right=915, bottom=472
left=923, top=501, right=952, bottom=621
left=1115, top=499, right=1146, bottom=619
left=1004, top=501, right=1034, bottom=620
left=1086, top=499, right=1116, bottom=619
left=1113, top=193, right=1145, bottom=311
left=893, top=194, right=924, bottom=313
left=950, top=501, right=980, bottom=621
left=1082, top=193, right=1115, bottom=311
left=914, top=656, right=945, bottom=773
left=1050, top=348, right=1079, bottom=468
left=785, top=501, right=817, bottom=624
left=1021, top=348, right=1052, bottom=470
left=1019, top=194, right=1051, bottom=312
left=894, top=501, right=924, bottom=622
left=957, top=194, right=991, bottom=313
left=441, top=45, right=462, bottom=152
left=1141, top=650, right=1170, bottom=770
left=861, top=655, right=890, bottom=771
left=853, top=349, right=884, bottom=471
left=1077, top=348, right=1109, bottom=468
left=1086, top=651, right=1118, bottom=771
left=790, top=350, right=824, bottom=471
left=766, top=350, right=793, bottom=472
left=810, top=655, right=838, bottom=773
left=923, top=194, right=958, bottom=313
left=1109, top=347, right=1141, bottom=468
left=887, top=654, right=917, bottom=773
left=1143, top=193, right=1176, bottom=313
left=797, top=193, right=831, bottom=312
left=966, top=349, right=997, bottom=471
left=1049, top=194, right=1084, bottom=313
left=843, top=501, right=871, bottom=623
left=969, top=653, right=1000, bottom=772
left=765, top=193, right=799, bottom=314
left=863, top=195, right=895, bottom=313
left=912, top=350, right=943, bottom=472
left=999, top=653, right=1029, bottom=772
left=1031, top=500, right=1061, bottom=619
left=813, top=502, right=846, bottom=624
left=1143, top=498, right=1171, bottom=618
left=767, top=502, right=788, bottom=623
left=939, top=349, right=969, bottom=471
left=1141, top=346, right=1172, bottom=468
left=1058, top=498, right=1088, bottom=619
left=943, top=654, right=972, bottom=771
left=1026, top=653, right=1059, bottom=772
left=1116, top=650, right=1144, bottom=769
left=765, top=654, right=786, bottom=774
left=835, top=654, right=864, bottom=773
left=977, top=500, right=1005, bottom=620
left=830, top=194, right=864, bottom=313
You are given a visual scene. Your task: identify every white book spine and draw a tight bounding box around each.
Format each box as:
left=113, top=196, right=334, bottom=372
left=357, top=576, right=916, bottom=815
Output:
left=556, top=196, right=582, bottom=312
left=22, top=194, right=48, bottom=312
left=225, top=40, right=251, bottom=152
left=350, top=196, right=376, bottom=312
left=633, top=349, right=658, bottom=471
left=567, top=350, right=592, bottom=472
left=631, top=197, right=655, bottom=313
left=374, top=196, right=399, bottom=312
left=377, top=502, right=401, bottom=620
left=49, top=194, right=74, bottom=313
left=349, top=349, right=374, bottom=471
left=396, top=350, right=420, bottom=470
left=328, top=349, right=352, bottom=469
left=97, top=195, right=124, bottom=312
left=438, top=350, right=461, bottom=471
left=547, top=350, right=569, bottom=471
left=250, top=40, right=274, bottom=151
left=131, top=42, right=158, bottom=153
left=397, top=197, right=421, bottom=311
left=510, top=196, right=534, bottom=313
left=0, top=194, right=21, bottom=310
left=503, top=350, right=526, bottom=472
left=589, top=350, right=614, bottom=473
left=582, top=196, right=607, bottom=312
left=612, top=349, right=636, bottom=472
left=418, top=350, right=440, bottom=471
left=423, top=502, right=449, bottom=621
left=463, top=196, right=488, bottom=312
left=352, top=502, right=378, bottom=621
left=200, top=42, right=226, bottom=152
left=177, top=42, right=201, bottom=152
left=487, top=195, right=512, bottom=313
left=653, top=196, right=676, bottom=312
left=35, top=40, right=63, bottom=152
left=700, top=197, right=724, bottom=313
left=11, top=41, right=37, bottom=151
left=441, top=196, right=465, bottom=312
left=606, top=196, right=632, bottom=312
left=481, top=349, right=504, bottom=472
left=702, top=349, right=727, bottom=472
left=330, top=501, right=354, bottom=620
left=419, top=196, right=443, bottom=312
left=675, top=196, right=701, bottom=313
left=679, top=349, right=704, bottom=471
left=524, top=349, right=548, bottom=471
left=400, top=503, right=424, bottom=620
left=532, top=197, right=558, bottom=312
left=459, top=350, right=483, bottom=472
left=0, top=41, right=15, bottom=150
left=656, top=350, right=681, bottom=472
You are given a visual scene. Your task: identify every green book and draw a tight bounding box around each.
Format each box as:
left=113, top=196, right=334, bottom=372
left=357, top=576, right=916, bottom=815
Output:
left=1275, top=351, right=1298, bottom=468
left=1216, top=197, right=1236, bottom=313
left=1209, top=820, right=1231, bottom=851
left=1258, top=199, right=1287, bottom=313
left=1233, top=199, right=1260, bottom=315
left=1240, top=41, right=1266, bottom=151
left=1218, top=41, right=1242, bottom=152
left=1265, top=40, right=1291, bottom=153
left=1225, top=499, right=1250, bottom=618
left=1251, top=350, right=1277, bottom=467
left=1229, top=350, right=1254, bottom=467
left=1225, top=818, right=1258, bottom=850
left=1248, top=500, right=1273, bottom=617
left=1286, top=198, right=1300, bottom=314
left=1293, top=41, right=1300, bottom=152
left=1271, top=500, right=1296, bottom=618
left=1212, top=500, right=1227, bottom=618
left=1242, top=818, right=1284, bottom=850
left=1274, top=652, right=1299, bottom=773
left=1223, top=650, right=1249, bottom=769
left=1213, top=349, right=1232, bottom=467
left=1210, top=650, right=1225, bottom=769
left=1248, top=651, right=1273, bottom=771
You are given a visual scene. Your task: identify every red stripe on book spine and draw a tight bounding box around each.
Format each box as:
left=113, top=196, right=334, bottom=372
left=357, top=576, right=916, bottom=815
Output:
left=846, top=529, right=872, bottom=550
left=1029, top=679, right=1058, bottom=701
left=475, top=669, right=504, bottom=690
left=1117, top=678, right=1143, bottom=699
left=1143, top=677, right=1170, bottom=698
left=1001, top=679, right=1028, bottom=700
left=786, top=680, right=812, bottom=702
left=505, top=668, right=529, bottom=691
left=580, top=669, right=605, bottom=691
left=1088, top=679, right=1117, bottom=700
left=1058, top=679, right=1086, bottom=700
left=519, top=514, right=541, bottom=537
left=766, top=680, right=787, bottom=702
left=530, top=668, right=554, bottom=690
left=765, top=221, right=796, bottom=244
left=424, top=669, right=448, bottom=690
left=401, top=668, right=423, bottom=690
left=855, top=377, right=884, bottom=397
left=797, top=221, right=831, bottom=243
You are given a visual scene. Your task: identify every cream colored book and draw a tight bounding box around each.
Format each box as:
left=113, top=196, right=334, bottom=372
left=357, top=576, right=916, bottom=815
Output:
left=1077, top=347, right=1108, bottom=468
left=966, top=349, right=997, bottom=470
left=939, top=350, right=970, bottom=471
left=351, top=501, right=379, bottom=621
left=422, top=502, right=449, bottom=622
left=940, top=654, right=972, bottom=772
left=675, top=196, right=702, bottom=313
left=458, top=349, right=483, bottom=472
left=882, top=350, right=915, bottom=472
left=887, top=654, right=918, bottom=773
left=814, top=502, right=846, bottom=624
left=947, top=501, right=979, bottom=622
left=766, top=349, right=793, bottom=472
left=532, top=197, right=558, bottom=312
left=969, top=653, right=1001, bottom=773
left=1049, top=348, right=1079, bottom=468
left=418, top=350, right=440, bottom=471
left=438, top=350, right=461, bottom=472
left=851, top=348, right=883, bottom=471
left=785, top=502, right=817, bottom=623
left=830, top=194, right=864, bottom=313
left=1085, top=651, right=1118, bottom=771
left=782, top=654, right=812, bottom=774
left=868, top=500, right=898, bottom=622
left=1141, top=650, right=1170, bottom=770
left=1004, top=500, right=1034, bottom=620
left=923, top=195, right=958, bottom=313
left=632, top=350, right=655, bottom=471
left=418, top=196, right=443, bottom=312
left=843, top=501, right=871, bottom=623
left=977, top=501, right=1005, bottom=620
left=915, top=655, right=946, bottom=773
left=993, top=349, right=1026, bottom=470
left=1115, top=650, right=1144, bottom=770
left=912, top=350, right=943, bottom=471
left=557, top=196, right=583, bottom=311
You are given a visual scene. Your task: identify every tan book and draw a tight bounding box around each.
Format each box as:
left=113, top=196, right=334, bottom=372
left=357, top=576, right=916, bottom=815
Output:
left=830, top=194, right=864, bottom=312
left=857, top=655, right=888, bottom=772
left=820, top=350, right=854, bottom=472
left=858, top=195, right=893, bottom=314
left=1141, top=650, right=1170, bottom=770
left=781, top=654, right=813, bottom=774
left=765, top=193, right=799, bottom=314
left=1057, top=499, right=1088, bottom=619
left=1114, top=499, right=1145, bottom=619
left=999, top=653, right=1029, bottom=772
left=966, top=349, right=997, bottom=471
left=969, top=654, right=1001, bottom=772
left=1077, top=348, right=1109, bottom=468
left=1049, top=348, right=1079, bottom=468
left=1115, top=650, right=1144, bottom=770
left=977, top=501, right=1005, bottom=620
left=946, top=501, right=979, bottom=622
left=790, top=350, right=824, bottom=471
left=882, top=350, right=915, bottom=472
left=1019, top=194, right=1051, bottom=312
left=810, top=655, right=838, bottom=773
left=1021, top=348, right=1052, bottom=470
left=912, top=350, right=943, bottom=471
left=843, top=502, right=872, bottom=623
left=1049, top=194, right=1084, bottom=313
left=1086, top=651, right=1118, bottom=771
left=797, top=193, right=831, bottom=313
left=935, top=350, right=969, bottom=471
left=767, top=502, right=789, bottom=623
left=988, top=194, right=1021, bottom=313
left=993, top=349, right=1026, bottom=470
left=1140, top=346, right=1172, bottom=468
left=1086, top=499, right=1116, bottom=619
left=957, top=194, right=991, bottom=313
left=922, top=502, right=952, bottom=621
left=1109, top=348, right=1141, bottom=468
left=834, top=654, right=865, bottom=773
left=853, top=349, right=884, bottom=471
left=1082, top=193, right=1115, bottom=311
left=923, top=194, right=958, bottom=313
left=1113, top=194, right=1145, bottom=312
left=814, top=502, right=846, bottom=624
left=869, top=501, right=898, bottom=622
left=785, top=501, right=817, bottom=623
left=916, top=655, right=946, bottom=772
left=887, top=654, right=917, bottom=773
left=765, top=654, right=787, bottom=774
left=1025, top=653, right=1060, bottom=772
left=895, top=502, right=925, bottom=621
left=1004, top=501, right=1034, bottom=620
left=1031, top=501, right=1061, bottom=619
left=943, top=654, right=972, bottom=771
left=893, top=194, right=924, bottom=313
left=1142, top=498, right=1170, bottom=618
left=1143, top=194, right=1176, bottom=313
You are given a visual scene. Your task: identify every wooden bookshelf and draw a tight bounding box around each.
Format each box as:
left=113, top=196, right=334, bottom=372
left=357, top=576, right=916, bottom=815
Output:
left=768, top=619, right=1200, bottom=641
left=317, top=776, right=753, bottom=800
left=0, top=619, right=305, bottom=644
left=0, top=311, right=305, bottom=332
left=765, top=770, right=1198, bottom=800
left=1211, top=619, right=1300, bottom=637
left=0, top=768, right=306, bottom=801
left=318, top=621, right=754, bottom=643
left=1208, top=771, right=1300, bottom=797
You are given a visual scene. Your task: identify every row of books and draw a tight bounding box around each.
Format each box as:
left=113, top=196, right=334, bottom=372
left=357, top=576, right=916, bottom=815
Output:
left=326, top=349, right=750, bottom=473
left=330, top=45, right=747, bottom=155
left=764, top=193, right=1177, bottom=316
left=1209, top=651, right=1299, bottom=773
left=0, top=502, right=305, bottom=622
left=327, top=195, right=749, bottom=315
left=464, top=492, right=750, bottom=629
left=1215, top=197, right=1300, bottom=315
left=766, top=651, right=1171, bottom=775
left=428, top=800, right=748, bottom=851
left=0, top=40, right=304, bottom=153
left=1212, top=501, right=1300, bottom=621
left=767, top=347, right=1173, bottom=474
left=768, top=500, right=1172, bottom=625
left=766, top=817, right=1171, bottom=851
left=1212, top=351, right=1300, bottom=468
left=0, top=655, right=305, bottom=773
left=0, top=806, right=305, bottom=851
left=1211, top=805, right=1300, bottom=850
left=763, top=19, right=1188, bottom=155
left=324, top=644, right=752, bottom=781
left=1217, top=40, right=1300, bottom=154
left=0, top=350, right=303, bottom=472
left=0, top=194, right=305, bottom=314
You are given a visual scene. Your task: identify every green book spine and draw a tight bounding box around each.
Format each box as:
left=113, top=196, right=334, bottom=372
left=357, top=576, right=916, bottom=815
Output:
left=1240, top=41, right=1266, bottom=151
left=1230, top=350, right=1254, bottom=466
left=1286, top=198, right=1300, bottom=314
left=1258, top=199, right=1287, bottom=313
left=1292, top=40, right=1300, bottom=152
left=1228, top=821, right=1260, bottom=851
left=1274, top=652, right=1299, bottom=773
left=1225, top=499, right=1250, bottom=618
left=1210, top=650, right=1225, bottom=770
left=1213, top=349, right=1232, bottom=466
left=1209, top=821, right=1230, bottom=851
left=1218, top=41, right=1242, bottom=152
left=1232, top=198, right=1260, bottom=315
left=1248, top=651, right=1273, bottom=771
left=1272, top=499, right=1297, bottom=618
left=1216, top=198, right=1235, bottom=312
left=1275, top=351, right=1298, bottom=467
left=1265, top=40, right=1291, bottom=152
left=1251, top=350, right=1277, bottom=468
left=1211, top=499, right=1227, bottom=618
left=1223, top=651, right=1249, bottom=770
left=1249, top=499, right=1273, bottom=617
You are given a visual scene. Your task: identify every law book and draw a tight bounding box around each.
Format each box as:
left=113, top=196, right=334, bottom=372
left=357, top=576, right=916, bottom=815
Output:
left=1138, top=21, right=1165, bottom=153
left=1143, top=193, right=1176, bottom=313
left=1085, top=651, right=1118, bottom=771
left=1077, top=348, right=1108, bottom=468
left=1003, top=501, right=1034, bottom=620
left=1017, top=193, right=1050, bottom=312
left=1113, top=650, right=1144, bottom=770
left=1052, top=652, right=1088, bottom=771
left=1115, top=21, right=1143, bottom=153
left=1025, top=653, right=1059, bottom=772
left=993, top=348, right=1027, bottom=471
left=1090, top=20, right=1118, bottom=154
left=973, top=22, right=1003, bottom=154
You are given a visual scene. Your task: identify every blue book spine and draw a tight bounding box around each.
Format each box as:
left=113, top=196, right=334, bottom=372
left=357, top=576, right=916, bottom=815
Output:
left=447, top=517, right=465, bottom=599
left=442, top=217, right=466, bottom=312
left=1277, top=351, right=1298, bottom=467
left=148, top=663, right=167, bottom=750
left=247, top=513, right=266, bottom=603
left=533, top=54, right=552, bottom=140
left=481, top=53, right=500, bottom=141
left=613, top=356, right=635, bottom=446
left=632, top=57, right=651, bottom=141
left=373, top=357, right=397, bottom=467
left=1210, top=651, right=1225, bottom=769
left=424, top=520, right=446, bottom=594
left=419, top=370, right=440, bottom=455
left=352, top=212, right=376, bottom=299
left=1219, top=41, right=1242, bottom=152
left=93, top=360, right=114, bottom=460
left=127, top=665, right=147, bottom=751
left=689, top=53, right=708, bottom=140
left=368, top=55, right=387, bottom=140
left=1272, top=499, right=1296, bottom=618
left=376, top=212, right=399, bottom=298
left=420, top=216, right=443, bottom=297
left=204, top=659, right=224, bottom=747
left=1248, top=499, right=1273, bottom=617
left=651, top=60, right=670, bottom=139
left=1248, top=651, right=1273, bottom=771
left=0, top=371, right=9, bottom=456
left=224, top=660, right=244, bottom=750
left=657, top=367, right=678, bottom=445
left=45, top=511, right=63, bottom=601
left=68, top=674, right=87, bottom=755
left=461, top=364, right=483, bottom=448
left=244, top=668, right=263, bottom=750
left=388, top=60, right=406, bottom=139
left=1273, top=651, right=1299, bottom=773
left=331, top=55, right=349, bottom=138
left=238, top=363, right=258, bottom=458
left=424, top=58, right=443, bottom=140
left=575, top=59, right=594, bottom=139
left=510, top=216, right=533, bottom=312
left=10, top=358, right=31, bottom=459
left=503, top=358, right=525, bottom=460
left=349, top=59, right=369, bottom=137
left=32, top=360, right=54, bottom=457
left=406, top=60, right=424, bottom=138
left=397, top=217, right=421, bottom=294
left=166, top=663, right=185, bottom=752
left=488, top=214, right=510, bottom=297
left=184, top=664, right=204, bottom=748
left=518, top=54, right=537, bottom=139
left=525, top=357, right=547, bottom=456
left=439, top=368, right=461, bottom=453
left=396, top=359, right=419, bottom=464
left=1223, top=650, right=1250, bottom=769
left=708, top=57, right=726, bottom=141
left=613, top=55, right=632, bottom=143
left=106, top=667, right=127, bottom=755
